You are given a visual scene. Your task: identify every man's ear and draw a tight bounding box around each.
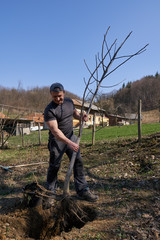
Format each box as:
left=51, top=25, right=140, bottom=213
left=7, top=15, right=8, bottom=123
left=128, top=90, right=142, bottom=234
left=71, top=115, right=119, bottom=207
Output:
left=63, top=90, right=65, bottom=94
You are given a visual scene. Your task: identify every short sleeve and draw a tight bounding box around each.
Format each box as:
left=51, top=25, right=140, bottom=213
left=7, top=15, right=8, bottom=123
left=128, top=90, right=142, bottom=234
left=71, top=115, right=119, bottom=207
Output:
left=44, top=108, right=56, bottom=122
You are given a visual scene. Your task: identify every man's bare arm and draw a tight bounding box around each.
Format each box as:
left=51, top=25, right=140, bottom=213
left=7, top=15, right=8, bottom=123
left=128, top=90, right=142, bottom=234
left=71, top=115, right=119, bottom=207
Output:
left=46, top=120, right=79, bottom=152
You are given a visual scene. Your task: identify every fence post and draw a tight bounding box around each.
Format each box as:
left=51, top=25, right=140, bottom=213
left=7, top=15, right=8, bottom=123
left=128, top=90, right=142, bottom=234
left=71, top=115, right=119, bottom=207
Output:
left=0, top=107, right=4, bottom=146
left=138, top=99, right=142, bottom=143
left=102, top=114, right=104, bottom=127
left=21, top=127, right=24, bottom=147
left=92, top=112, right=96, bottom=145
left=38, top=123, right=41, bottom=145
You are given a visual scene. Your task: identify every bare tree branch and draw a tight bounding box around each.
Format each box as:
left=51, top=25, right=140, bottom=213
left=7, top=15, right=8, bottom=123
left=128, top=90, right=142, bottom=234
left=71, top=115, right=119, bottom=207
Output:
left=103, top=44, right=149, bottom=80
left=63, top=27, right=149, bottom=196
left=100, top=79, right=126, bottom=88
left=84, top=59, right=98, bottom=84
left=95, top=55, right=99, bottom=85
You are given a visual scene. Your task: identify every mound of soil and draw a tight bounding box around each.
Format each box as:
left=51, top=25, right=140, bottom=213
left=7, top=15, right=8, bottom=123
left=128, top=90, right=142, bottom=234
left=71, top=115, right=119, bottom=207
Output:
left=0, top=194, right=97, bottom=240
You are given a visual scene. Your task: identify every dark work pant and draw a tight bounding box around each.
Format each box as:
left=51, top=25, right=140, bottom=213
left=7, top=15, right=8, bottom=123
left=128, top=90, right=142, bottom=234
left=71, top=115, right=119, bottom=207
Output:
left=47, top=135, right=88, bottom=195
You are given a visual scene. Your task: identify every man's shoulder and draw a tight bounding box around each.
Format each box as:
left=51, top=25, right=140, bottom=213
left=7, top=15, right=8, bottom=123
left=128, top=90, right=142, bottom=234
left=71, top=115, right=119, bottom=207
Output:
left=64, top=97, right=73, bottom=104
left=44, top=101, right=55, bottom=113
left=44, top=101, right=57, bottom=122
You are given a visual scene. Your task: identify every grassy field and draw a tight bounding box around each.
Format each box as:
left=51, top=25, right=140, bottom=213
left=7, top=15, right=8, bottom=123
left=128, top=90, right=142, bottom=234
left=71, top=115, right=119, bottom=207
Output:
left=80, top=122, right=160, bottom=142
left=6, top=122, right=160, bottom=148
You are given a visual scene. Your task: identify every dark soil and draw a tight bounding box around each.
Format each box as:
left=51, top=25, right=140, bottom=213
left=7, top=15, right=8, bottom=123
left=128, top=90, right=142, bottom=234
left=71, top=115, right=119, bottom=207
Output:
left=0, top=132, right=160, bottom=239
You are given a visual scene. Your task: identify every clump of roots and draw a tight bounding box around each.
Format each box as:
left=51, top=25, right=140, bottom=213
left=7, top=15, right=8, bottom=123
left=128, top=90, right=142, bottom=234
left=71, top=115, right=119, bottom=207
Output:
left=44, top=196, right=97, bottom=239
left=22, top=183, right=97, bottom=240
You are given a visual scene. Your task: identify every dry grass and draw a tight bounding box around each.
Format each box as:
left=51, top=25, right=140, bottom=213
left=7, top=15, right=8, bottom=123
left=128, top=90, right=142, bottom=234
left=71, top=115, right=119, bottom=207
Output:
left=142, top=109, right=160, bottom=123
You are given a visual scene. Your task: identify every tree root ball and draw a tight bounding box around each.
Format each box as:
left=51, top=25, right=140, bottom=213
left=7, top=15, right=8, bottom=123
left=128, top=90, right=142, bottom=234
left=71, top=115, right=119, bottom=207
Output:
left=21, top=195, right=97, bottom=239
left=45, top=197, right=97, bottom=239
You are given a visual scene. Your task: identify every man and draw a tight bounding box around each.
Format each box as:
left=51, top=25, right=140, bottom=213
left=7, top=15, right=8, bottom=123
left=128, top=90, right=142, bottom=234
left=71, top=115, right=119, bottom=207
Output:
left=44, top=82, right=98, bottom=202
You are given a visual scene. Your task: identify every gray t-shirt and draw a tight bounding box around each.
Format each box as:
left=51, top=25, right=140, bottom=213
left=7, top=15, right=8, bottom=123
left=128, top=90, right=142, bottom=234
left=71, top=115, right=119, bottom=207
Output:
left=44, top=97, right=74, bottom=139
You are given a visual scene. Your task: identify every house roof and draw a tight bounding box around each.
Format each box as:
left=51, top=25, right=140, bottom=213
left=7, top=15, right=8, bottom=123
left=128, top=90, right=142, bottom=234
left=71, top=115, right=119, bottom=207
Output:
left=24, top=112, right=44, bottom=123
left=106, top=113, right=125, bottom=119
left=72, top=99, right=82, bottom=107
left=72, top=99, right=105, bottom=112
left=106, top=113, right=139, bottom=120
left=124, top=113, right=139, bottom=120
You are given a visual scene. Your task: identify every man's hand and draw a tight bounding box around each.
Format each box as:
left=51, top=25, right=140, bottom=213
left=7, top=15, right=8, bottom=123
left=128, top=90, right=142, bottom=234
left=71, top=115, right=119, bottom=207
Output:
left=73, top=109, right=88, bottom=122
left=46, top=120, right=79, bottom=152
left=68, top=141, right=79, bottom=152
left=82, top=113, right=88, bottom=122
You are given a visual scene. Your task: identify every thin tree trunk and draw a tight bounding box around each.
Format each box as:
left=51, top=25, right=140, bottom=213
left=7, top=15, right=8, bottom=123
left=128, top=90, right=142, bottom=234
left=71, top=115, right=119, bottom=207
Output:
left=159, top=100, right=160, bottom=123
left=1, top=131, right=4, bottom=147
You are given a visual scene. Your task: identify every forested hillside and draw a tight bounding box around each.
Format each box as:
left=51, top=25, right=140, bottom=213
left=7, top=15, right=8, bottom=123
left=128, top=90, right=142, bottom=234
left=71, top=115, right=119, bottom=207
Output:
left=0, top=86, right=80, bottom=112
left=97, top=73, right=160, bottom=115
left=0, top=73, right=159, bottom=114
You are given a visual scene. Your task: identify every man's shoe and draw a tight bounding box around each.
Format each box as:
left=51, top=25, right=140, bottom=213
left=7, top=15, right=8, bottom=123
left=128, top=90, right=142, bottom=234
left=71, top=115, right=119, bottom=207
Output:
left=78, top=190, right=99, bottom=202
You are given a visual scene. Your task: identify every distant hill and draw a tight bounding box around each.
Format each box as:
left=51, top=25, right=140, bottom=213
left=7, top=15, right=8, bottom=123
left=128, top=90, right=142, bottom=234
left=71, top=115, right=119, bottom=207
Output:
left=96, top=73, right=160, bottom=115
left=0, top=73, right=159, bottom=117
left=0, top=86, right=81, bottom=112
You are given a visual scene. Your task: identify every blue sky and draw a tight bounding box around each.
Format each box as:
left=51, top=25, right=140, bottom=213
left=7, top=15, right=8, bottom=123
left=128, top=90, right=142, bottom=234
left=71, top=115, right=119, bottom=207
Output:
left=0, top=0, right=159, bottom=97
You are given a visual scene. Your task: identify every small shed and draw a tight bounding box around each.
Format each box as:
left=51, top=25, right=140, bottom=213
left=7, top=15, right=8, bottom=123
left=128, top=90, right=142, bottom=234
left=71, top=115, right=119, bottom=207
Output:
left=1, top=118, right=32, bottom=136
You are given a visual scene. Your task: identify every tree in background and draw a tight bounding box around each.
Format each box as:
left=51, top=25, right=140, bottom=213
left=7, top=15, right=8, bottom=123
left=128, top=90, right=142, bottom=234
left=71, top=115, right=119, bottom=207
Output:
left=96, top=73, right=160, bottom=115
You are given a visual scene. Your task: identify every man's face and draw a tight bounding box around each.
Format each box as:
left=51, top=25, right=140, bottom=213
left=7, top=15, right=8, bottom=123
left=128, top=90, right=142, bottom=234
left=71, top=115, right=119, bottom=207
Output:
left=50, top=90, right=65, bottom=105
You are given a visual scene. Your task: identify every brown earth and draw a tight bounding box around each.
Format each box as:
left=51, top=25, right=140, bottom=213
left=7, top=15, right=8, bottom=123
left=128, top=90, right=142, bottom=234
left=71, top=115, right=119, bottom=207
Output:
left=142, top=109, right=159, bottom=123
left=0, top=132, right=160, bottom=239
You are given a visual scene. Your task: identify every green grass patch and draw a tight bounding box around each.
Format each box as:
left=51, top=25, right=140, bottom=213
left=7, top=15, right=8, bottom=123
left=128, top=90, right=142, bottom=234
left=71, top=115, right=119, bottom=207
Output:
left=8, top=130, right=49, bottom=147
left=80, top=123, right=159, bottom=142
left=2, top=123, right=159, bottom=148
